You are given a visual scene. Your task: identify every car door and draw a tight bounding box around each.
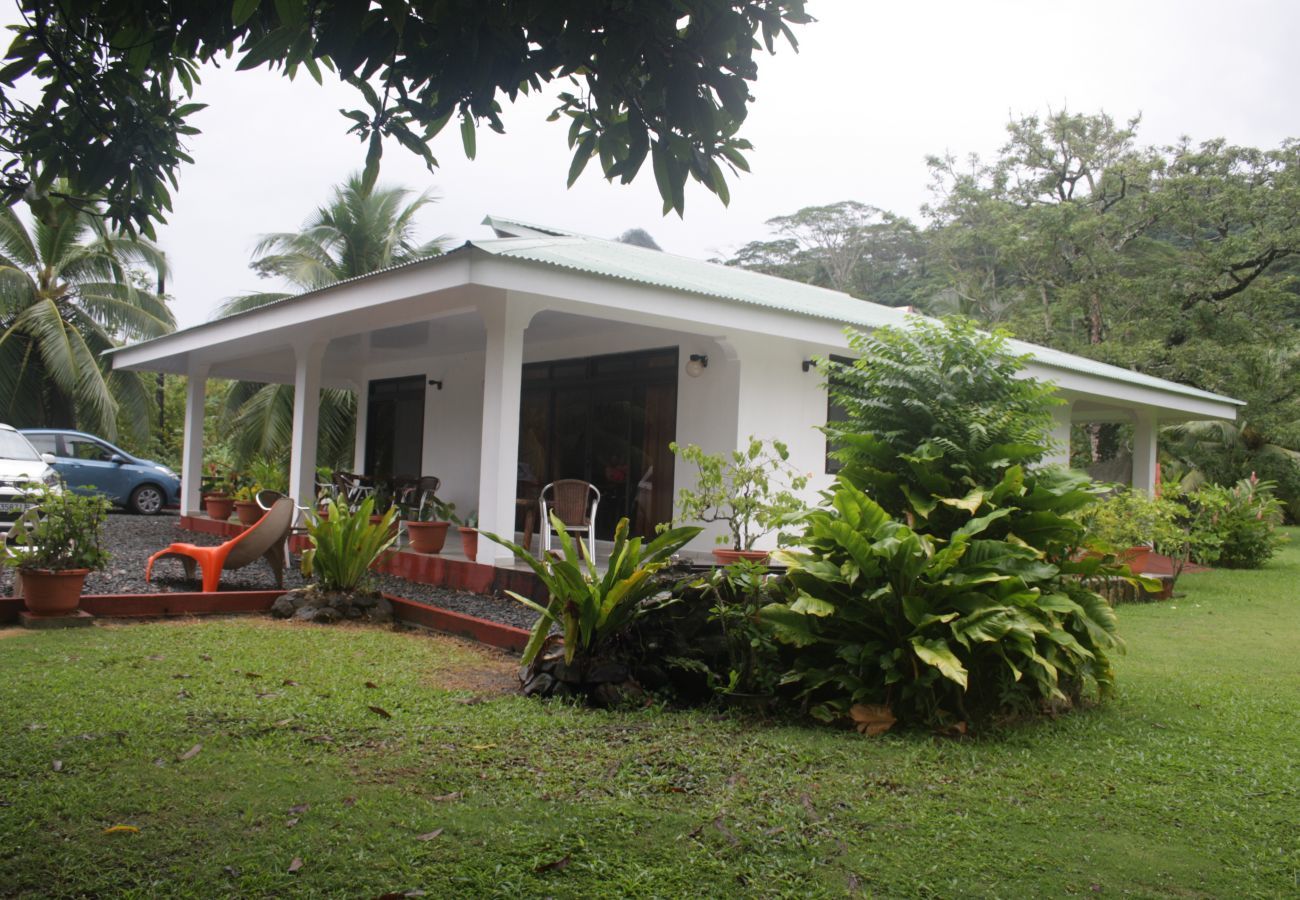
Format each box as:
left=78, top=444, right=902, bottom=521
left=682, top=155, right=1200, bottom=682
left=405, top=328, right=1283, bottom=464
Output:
left=61, top=435, right=129, bottom=502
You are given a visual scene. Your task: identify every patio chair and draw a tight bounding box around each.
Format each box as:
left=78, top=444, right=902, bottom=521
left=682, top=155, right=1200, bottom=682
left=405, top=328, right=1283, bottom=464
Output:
left=332, top=471, right=375, bottom=511
left=539, top=480, right=600, bottom=556
left=413, top=476, right=442, bottom=518
left=145, top=497, right=294, bottom=592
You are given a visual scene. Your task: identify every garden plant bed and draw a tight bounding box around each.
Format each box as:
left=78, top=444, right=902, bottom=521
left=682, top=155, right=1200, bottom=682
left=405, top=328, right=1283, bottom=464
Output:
left=0, top=513, right=539, bottom=635
left=0, top=531, right=1295, bottom=897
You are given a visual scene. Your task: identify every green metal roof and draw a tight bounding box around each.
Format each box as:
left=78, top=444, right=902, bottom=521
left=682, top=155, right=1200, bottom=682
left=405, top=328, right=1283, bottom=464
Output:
left=472, top=233, right=1242, bottom=408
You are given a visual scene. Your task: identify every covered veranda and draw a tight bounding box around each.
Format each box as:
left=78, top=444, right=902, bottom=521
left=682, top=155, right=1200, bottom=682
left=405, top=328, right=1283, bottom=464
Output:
left=110, top=227, right=1244, bottom=568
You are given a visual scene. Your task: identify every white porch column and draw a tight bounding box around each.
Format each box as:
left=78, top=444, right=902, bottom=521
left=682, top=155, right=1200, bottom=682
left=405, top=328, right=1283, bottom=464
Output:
left=352, top=379, right=368, bottom=472
left=180, top=362, right=208, bottom=516
left=475, top=298, right=530, bottom=565
left=1045, top=400, right=1073, bottom=468
left=288, top=341, right=327, bottom=506
left=1132, top=410, right=1159, bottom=495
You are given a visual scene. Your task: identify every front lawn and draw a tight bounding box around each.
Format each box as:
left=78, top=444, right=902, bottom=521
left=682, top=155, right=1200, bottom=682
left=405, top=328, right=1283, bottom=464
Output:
left=1, top=533, right=1297, bottom=898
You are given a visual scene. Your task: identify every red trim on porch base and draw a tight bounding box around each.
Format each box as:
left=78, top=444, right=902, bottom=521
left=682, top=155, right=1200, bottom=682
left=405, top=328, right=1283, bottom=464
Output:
left=384, top=594, right=530, bottom=651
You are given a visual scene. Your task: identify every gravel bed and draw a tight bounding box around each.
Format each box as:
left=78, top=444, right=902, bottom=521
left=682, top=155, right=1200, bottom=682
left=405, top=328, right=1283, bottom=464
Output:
left=1, top=512, right=538, bottom=630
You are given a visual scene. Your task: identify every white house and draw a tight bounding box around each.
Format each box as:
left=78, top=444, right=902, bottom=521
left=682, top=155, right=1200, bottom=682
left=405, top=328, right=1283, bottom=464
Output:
left=110, top=217, right=1242, bottom=565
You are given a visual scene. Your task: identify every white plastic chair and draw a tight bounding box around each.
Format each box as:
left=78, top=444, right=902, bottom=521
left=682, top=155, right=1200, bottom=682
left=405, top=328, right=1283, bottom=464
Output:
left=539, top=480, right=600, bottom=557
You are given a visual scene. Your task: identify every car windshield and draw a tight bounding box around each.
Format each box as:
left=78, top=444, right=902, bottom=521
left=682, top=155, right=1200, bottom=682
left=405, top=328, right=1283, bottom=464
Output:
left=0, top=430, right=41, bottom=462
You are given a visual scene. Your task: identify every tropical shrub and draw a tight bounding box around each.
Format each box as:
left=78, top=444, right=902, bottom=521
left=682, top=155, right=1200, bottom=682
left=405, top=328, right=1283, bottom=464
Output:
left=764, top=474, right=1123, bottom=726
left=300, top=496, right=398, bottom=591
left=670, top=437, right=808, bottom=550
left=1199, top=476, right=1286, bottom=568
left=824, top=317, right=1062, bottom=533
left=484, top=514, right=700, bottom=672
left=690, top=559, right=784, bottom=696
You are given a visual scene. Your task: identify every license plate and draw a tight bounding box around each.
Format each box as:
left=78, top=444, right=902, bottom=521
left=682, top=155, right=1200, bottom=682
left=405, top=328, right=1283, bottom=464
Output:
left=0, top=501, right=26, bottom=512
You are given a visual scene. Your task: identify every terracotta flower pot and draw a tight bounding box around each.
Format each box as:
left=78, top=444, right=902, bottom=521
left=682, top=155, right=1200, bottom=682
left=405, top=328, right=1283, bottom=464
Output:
left=405, top=520, right=450, bottom=554
left=1119, top=546, right=1154, bottom=573
left=712, top=548, right=770, bottom=566
left=19, top=568, right=89, bottom=616
left=234, top=500, right=262, bottom=526
left=459, top=527, right=478, bottom=560
left=205, top=495, right=234, bottom=521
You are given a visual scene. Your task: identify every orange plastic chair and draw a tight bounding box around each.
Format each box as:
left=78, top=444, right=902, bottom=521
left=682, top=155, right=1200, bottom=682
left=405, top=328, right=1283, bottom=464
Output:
left=145, top=497, right=294, bottom=592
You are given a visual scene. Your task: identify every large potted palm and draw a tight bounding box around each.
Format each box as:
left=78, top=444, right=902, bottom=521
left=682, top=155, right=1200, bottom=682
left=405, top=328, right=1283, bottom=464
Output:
left=4, top=485, right=111, bottom=615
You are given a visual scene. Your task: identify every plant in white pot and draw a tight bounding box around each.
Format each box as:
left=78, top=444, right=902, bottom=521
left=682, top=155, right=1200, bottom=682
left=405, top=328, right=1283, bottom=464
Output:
left=4, top=484, right=111, bottom=615
left=670, top=437, right=808, bottom=564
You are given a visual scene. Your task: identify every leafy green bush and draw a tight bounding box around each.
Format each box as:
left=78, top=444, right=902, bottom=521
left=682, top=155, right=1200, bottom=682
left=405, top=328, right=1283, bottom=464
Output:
left=764, top=473, right=1123, bottom=725
left=824, top=317, right=1062, bottom=531
left=1199, top=476, right=1286, bottom=568
left=484, top=514, right=701, bottom=671
left=761, top=319, right=1127, bottom=728
left=690, top=559, right=784, bottom=696
left=300, top=497, right=398, bottom=591
left=3, top=484, right=110, bottom=572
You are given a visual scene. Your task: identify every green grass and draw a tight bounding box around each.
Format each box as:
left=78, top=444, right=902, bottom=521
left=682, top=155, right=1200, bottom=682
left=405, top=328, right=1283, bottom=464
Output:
left=1, top=534, right=1297, bottom=898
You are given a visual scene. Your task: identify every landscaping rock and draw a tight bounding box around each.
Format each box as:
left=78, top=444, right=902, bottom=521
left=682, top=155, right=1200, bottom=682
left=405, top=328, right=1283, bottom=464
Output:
left=270, top=595, right=296, bottom=619
left=291, top=605, right=318, bottom=622
left=587, top=662, right=630, bottom=684
left=369, top=597, right=394, bottom=624
left=311, top=606, right=342, bottom=624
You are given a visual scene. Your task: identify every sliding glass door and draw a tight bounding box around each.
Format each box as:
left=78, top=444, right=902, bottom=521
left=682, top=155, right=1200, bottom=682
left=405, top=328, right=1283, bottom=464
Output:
left=519, top=348, right=678, bottom=538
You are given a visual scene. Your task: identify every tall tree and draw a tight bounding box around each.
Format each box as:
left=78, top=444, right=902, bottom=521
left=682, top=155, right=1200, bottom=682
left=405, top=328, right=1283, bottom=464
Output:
left=218, top=174, right=444, bottom=469
left=0, top=195, right=173, bottom=439
left=0, top=1, right=810, bottom=235
left=726, top=201, right=929, bottom=307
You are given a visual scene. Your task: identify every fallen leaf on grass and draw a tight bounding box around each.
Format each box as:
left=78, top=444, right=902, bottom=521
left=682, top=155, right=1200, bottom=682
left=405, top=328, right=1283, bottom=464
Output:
left=282, top=679, right=298, bottom=687
left=102, top=825, right=139, bottom=835
left=934, top=721, right=968, bottom=739
left=199, top=654, right=212, bottom=661
left=171, top=673, right=192, bottom=680
left=288, top=803, right=310, bottom=815
left=368, top=705, right=392, bottom=719
left=244, top=672, right=262, bottom=679
left=288, top=856, right=304, bottom=874
left=847, top=872, right=862, bottom=892
left=285, top=818, right=299, bottom=828
left=849, top=704, right=896, bottom=737
left=178, top=744, right=202, bottom=761
left=763, top=825, right=786, bottom=837
left=414, top=828, right=443, bottom=841
left=365, top=681, right=379, bottom=689
left=342, top=796, right=357, bottom=807
left=255, top=691, right=282, bottom=700
left=533, top=854, right=570, bottom=873
left=306, top=735, right=334, bottom=743
left=51, top=760, right=62, bottom=772
left=274, top=718, right=293, bottom=727
left=153, top=758, right=166, bottom=768
left=147, top=654, right=166, bottom=661
left=469, top=743, right=496, bottom=751
left=430, top=792, right=462, bottom=803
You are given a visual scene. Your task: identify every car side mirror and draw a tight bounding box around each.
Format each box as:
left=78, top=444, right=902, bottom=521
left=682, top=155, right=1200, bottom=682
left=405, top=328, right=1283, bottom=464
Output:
left=40, top=452, right=56, bottom=465
left=108, top=454, right=127, bottom=465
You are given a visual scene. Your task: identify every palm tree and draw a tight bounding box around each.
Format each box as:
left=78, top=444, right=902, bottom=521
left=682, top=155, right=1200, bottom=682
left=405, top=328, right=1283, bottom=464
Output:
left=0, top=196, right=173, bottom=440
left=218, top=174, right=445, bottom=469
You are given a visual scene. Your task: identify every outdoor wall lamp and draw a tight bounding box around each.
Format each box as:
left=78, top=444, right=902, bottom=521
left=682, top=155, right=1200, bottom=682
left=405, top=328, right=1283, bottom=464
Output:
left=427, top=379, right=443, bottom=390
left=801, top=359, right=814, bottom=372
left=685, top=353, right=709, bottom=377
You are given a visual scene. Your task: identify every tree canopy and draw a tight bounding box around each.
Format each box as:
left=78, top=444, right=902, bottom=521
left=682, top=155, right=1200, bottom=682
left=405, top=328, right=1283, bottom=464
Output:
left=0, top=0, right=811, bottom=236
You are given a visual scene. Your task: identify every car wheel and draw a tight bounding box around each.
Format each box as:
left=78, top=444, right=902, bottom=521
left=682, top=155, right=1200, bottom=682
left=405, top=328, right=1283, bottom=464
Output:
left=130, top=484, right=165, bottom=515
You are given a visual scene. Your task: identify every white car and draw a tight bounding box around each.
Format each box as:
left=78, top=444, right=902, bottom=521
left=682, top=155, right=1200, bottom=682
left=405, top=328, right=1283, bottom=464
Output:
left=0, top=424, right=61, bottom=531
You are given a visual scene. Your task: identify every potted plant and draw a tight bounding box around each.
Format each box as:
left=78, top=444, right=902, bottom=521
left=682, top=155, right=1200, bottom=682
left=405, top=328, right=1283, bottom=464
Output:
left=3, top=484, right=110, bottom=616
left=458, top=510, right=479, bottom=560
left=670, top=437, right=808, bottom=565
left=402, top=496, right=454, bottom=554
left=232, top=483, right=263, bottom=526
left=203, top=465, right=236, bottom=521
left=1081, top=488, right=1182, bottom=575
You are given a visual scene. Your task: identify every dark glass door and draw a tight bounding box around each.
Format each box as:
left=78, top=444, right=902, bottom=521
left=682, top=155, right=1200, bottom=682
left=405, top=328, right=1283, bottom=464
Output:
left=365, top=376, right=425, bottom=480
left=518, top=348, right=677, bottom=538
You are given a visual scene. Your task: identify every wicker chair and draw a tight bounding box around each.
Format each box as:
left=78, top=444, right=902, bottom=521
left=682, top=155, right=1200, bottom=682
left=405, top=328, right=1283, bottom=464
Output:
left=539, top=480, right=600, bottom=556
left=414, top=476, right=443, bottom=518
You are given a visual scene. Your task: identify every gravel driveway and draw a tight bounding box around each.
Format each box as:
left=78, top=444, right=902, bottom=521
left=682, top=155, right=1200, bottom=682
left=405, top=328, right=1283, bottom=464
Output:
left=3, top=512, right=539, bottom=631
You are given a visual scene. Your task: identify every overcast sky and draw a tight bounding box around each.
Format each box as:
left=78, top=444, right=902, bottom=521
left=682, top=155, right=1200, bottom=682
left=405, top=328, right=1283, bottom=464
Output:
left=9, top=1, right=1300, bottom=327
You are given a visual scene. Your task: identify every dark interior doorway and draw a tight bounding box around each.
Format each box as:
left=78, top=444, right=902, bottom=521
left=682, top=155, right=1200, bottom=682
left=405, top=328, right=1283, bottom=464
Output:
left=365, top=375, right=425, bottom=480
left=519, top=347, right=678, bottom=538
